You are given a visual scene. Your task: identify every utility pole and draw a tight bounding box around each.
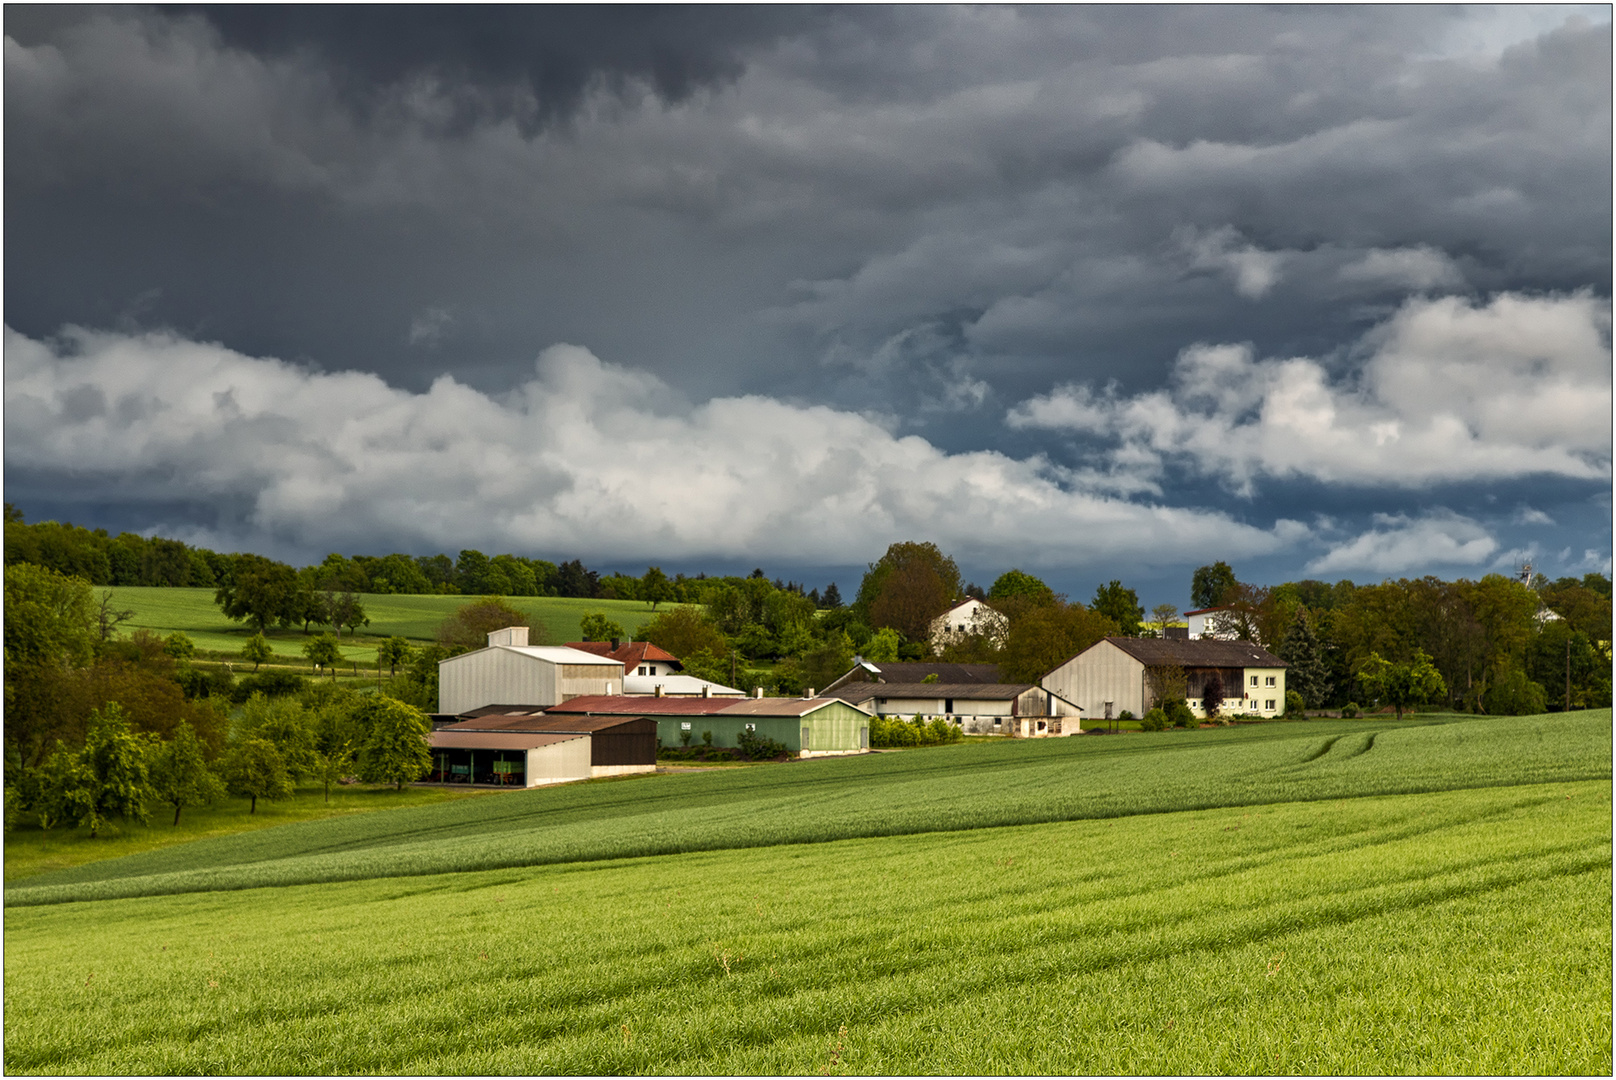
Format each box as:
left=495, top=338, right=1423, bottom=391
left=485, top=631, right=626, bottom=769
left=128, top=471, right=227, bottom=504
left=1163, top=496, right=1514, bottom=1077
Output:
left=1566, top=637, right=1571, bottom=712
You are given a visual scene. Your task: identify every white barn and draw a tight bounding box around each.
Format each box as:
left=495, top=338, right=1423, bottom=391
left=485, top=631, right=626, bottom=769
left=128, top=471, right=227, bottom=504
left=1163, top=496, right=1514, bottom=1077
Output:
left=437, top=627, right=624, bottom=715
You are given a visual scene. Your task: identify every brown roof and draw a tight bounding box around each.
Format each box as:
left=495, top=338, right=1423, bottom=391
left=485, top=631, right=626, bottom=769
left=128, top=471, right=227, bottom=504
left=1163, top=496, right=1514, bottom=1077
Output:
left=1098, top=637, right=1286, bottom=668
left=442, top=715, right=651, bottom=734
left=830, top=682, right=1035, bottom=705
left=429, top=731, right=585, bottom=751
left=564, top=641, right=680, bottom=667
left=457, top=704, right=546, bottom=719
left=545, top=694, right=737, bottom=715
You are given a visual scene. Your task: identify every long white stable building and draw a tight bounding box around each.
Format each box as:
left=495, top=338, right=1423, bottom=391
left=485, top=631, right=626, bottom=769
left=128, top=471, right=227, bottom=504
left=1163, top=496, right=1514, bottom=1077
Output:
left=437, top=627, right=624, bottom=715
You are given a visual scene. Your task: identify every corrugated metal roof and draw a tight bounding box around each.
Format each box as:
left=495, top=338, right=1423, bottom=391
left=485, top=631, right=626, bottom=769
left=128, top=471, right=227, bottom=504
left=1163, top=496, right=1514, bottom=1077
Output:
left=546, top=695, right=738, bottom=715
left=1099, top=637, right=1286, bottom=667
left=830, top=682, right=1035, bottom=704
left=718, top=697, right=872, bottom=718
left=458, top=704, right=546, bottom=718
left=429, top=731, right=585, bottom=750
left=443, top=715, right=651, bottom=734
left=441, top=645, right=623, bottom=667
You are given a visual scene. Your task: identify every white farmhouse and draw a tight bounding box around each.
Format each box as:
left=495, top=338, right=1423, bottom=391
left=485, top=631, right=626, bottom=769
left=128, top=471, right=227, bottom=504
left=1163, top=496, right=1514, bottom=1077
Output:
left=437, top=626, right=624, bottom=715
left=929, top=598, right=1009, bottom=650
left=1042, top=637, right=1288, bottom=720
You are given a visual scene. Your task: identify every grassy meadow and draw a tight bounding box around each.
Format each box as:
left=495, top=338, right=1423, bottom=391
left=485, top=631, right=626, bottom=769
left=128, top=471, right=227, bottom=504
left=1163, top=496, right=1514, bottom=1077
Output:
left=5, top=710, right=1610, bottom=1073
left=111, top=586, right=668, bottom=661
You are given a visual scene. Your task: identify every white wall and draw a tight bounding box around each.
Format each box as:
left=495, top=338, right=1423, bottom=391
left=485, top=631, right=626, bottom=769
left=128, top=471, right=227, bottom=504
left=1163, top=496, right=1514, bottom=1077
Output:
left=526, top=737, right=593, bottom=786
left=1042, top=640, right=1146, bottom=720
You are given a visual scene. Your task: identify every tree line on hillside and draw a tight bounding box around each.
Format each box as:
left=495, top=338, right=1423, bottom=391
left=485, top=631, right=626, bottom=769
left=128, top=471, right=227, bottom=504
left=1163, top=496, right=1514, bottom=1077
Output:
left=4, top=505, right=847, bottom=608
left=4, top=564, right=439, bottom=835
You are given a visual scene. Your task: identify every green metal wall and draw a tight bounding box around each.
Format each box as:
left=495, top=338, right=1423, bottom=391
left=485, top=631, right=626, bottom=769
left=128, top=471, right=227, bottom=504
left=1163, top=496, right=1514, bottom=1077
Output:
left=656, top=702, right=869, bottom=753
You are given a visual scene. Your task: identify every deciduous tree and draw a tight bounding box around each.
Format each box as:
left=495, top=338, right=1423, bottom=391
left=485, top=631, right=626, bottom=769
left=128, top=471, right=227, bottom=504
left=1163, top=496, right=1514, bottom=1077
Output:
left=240, top=632, right=273, bottom=671
left=579, top=611, right=626, bottom=643
left=353, top=697, right=432, bottom=791
left=1190, top=562, right=1238, bottom=610
left=377, top=637, right=413, bottom=677
left=220, top=737, right=294, bottom=813
left=148, top=721, right=223, bottom=825
left=437, top=597, right=539, bottom=649
left=1356, top=650, right=1447, bottom=720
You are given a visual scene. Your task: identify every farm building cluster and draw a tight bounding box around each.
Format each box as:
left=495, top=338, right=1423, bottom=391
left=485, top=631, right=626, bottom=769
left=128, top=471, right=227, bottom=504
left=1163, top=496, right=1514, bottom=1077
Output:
left=423, top=613, right=1287, bottom=788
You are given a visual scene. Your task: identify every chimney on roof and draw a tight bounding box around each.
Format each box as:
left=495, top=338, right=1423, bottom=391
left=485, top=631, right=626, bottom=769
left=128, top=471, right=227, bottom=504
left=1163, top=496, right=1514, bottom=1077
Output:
left=654, top=684, right=664, bottom=698
left=487, top=626, right=528, bottom=648
left=611, top=638, right=620, bottom=650
left=754, top=686, right=764, bottom=699
left=701, top=684, right=711, bottom=698
left=804, top=688, right=815, bottom=699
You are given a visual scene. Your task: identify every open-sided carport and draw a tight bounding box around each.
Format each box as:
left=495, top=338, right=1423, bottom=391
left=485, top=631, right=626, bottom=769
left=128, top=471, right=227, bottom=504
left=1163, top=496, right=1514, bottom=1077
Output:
left=427, top=729, right=590, bottom=787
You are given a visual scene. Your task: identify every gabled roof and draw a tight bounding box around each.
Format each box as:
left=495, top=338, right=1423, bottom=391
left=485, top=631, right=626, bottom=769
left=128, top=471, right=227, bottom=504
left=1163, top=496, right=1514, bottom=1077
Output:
left=1183, top=606, right=1231, bottom=617
left=1098, top=637, right=1286, bottom=668
left=830, top=682, right=1035, bottom=705
left=823, top=660, right=1001, bottom=693
left=718, top=697, right=871, bottom=718
left=564, top=640, right=681, bottom=667
left=546, top=695, right=738, bottom=715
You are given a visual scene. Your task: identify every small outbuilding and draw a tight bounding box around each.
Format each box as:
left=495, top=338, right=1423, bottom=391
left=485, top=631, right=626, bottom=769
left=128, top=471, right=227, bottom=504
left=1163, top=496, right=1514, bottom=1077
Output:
left=430, top=710, right=659, bottom=785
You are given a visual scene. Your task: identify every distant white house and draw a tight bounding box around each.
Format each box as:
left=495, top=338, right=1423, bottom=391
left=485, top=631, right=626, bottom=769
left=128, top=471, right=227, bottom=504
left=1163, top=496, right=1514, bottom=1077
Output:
left=929, top=598, right=1009, bottom=650
left=437, top=626, right=624, bottom=715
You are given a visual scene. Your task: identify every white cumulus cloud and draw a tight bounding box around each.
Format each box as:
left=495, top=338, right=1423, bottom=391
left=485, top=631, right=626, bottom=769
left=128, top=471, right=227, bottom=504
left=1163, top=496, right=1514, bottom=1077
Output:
left=1305, top=510, right=1498, bottom=574
left=3, top=325, right=1300, bottom=570
left=1006, top=291, right=1612, bottom=493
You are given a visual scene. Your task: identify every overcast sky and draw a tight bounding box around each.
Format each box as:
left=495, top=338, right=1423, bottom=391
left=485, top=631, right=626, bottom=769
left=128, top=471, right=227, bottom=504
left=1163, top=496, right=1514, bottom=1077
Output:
left=5, top=5, right=1611, bottom=606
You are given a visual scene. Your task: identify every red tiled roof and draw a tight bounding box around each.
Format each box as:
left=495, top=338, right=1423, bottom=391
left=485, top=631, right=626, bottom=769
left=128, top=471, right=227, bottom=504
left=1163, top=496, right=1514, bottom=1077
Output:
left=563, top=641, right=680, bottom=667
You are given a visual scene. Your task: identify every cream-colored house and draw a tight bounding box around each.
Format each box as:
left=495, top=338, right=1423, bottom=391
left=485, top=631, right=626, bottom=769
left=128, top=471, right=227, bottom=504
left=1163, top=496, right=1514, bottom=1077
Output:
left=929, top=598, right=1009, bottom=650
left=1043, top=637, right=1288, bottom=720
left=437, top=626, right=624, bottom=715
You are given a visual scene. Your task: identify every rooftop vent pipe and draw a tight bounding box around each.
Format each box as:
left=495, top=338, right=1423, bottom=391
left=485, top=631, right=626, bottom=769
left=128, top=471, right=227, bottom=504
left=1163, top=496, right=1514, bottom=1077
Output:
left=754, top=687, right=764, bottom=699
left=701, top=685, right=711, bottom=698
left=655, top=685, right=665, bottom=698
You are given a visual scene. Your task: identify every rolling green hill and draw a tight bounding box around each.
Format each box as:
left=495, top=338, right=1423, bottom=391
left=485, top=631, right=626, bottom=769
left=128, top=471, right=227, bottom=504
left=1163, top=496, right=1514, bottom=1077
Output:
left=9, top=710, right=1608, bottom=908
left=110, top=586, right=671, bottom=659
left=4, top=738, right=1608, bottom=1073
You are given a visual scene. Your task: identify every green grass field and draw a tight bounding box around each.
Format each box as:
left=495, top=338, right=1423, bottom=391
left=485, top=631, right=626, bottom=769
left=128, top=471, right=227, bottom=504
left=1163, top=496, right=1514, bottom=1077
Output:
left=110, top=586, right=668, bottom=660
left=5, top=710, right=1610, bottom=1073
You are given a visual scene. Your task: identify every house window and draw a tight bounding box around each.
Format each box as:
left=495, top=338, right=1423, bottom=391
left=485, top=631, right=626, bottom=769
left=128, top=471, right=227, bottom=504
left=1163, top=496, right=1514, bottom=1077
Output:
left=993, top=717, right=1001, bottom=726
left=945, top=698, right=954, bottom=713
left=1250, top=675, right=1259, bottom=687
left=1265, top=699, right=1276, bottom=711
left=745, top=723, right=756, bottom=732
left=650, top=666, right=658, bottom=676
left=680, top=722, right=692, bottom=731
left=1265, top=676, right=1276, bottom=687
left=638, top=666, right=647, bottom=675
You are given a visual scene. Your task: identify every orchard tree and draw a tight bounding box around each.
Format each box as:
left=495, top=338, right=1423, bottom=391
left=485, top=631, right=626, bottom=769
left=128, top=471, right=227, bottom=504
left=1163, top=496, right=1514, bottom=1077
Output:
left=35, top=703, right=155, bottom=837
left=1356, top=650, right=1447, bottom=720
left=303, top=633, right=343, bottom=677
left=221, top=738, right=294, bottom=813
left=240, top=632, right=274, bottom=671
left=377, top=637, right=413, bottom=677
left=1150, top=604, right=1180, bottom=638
left=148, top=721, right=224, bottom=825
left=354, top=697, right=432, bottom=790
left=163, top=632, right=197, bottom=661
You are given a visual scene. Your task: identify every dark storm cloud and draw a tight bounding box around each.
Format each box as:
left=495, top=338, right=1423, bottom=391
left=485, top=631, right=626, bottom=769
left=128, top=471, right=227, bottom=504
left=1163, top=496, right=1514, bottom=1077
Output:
left=4, top=5, right=1610, bottom=596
